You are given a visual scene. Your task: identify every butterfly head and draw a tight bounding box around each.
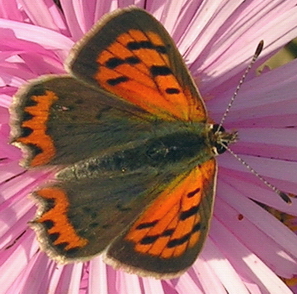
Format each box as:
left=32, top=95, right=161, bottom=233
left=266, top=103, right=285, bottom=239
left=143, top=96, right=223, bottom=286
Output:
left=209, top=124, right=238, bottom=156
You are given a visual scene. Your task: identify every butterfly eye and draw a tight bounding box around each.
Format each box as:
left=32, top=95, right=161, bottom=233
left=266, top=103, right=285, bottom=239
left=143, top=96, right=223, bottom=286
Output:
left=212, top=143, right=227, bottom=155
left=212, top=124, right=226, bottom=133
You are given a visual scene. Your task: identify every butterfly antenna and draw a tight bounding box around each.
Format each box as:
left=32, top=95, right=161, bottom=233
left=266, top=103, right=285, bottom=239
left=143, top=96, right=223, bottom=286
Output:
left=217, top=40, right=264, bottom=130
left=221, top=143, right=292, bottom=204
left=216, top=41, right=292, bottom=204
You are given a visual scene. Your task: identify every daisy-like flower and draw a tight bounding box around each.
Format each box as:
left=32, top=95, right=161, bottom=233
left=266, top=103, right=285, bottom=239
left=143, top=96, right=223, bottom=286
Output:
left=1, top=0, right=297, bottom=293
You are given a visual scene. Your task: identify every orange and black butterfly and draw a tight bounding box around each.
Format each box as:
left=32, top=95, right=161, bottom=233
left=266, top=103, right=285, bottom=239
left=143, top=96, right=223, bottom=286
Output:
left=10, top=7, right=237, bottom=278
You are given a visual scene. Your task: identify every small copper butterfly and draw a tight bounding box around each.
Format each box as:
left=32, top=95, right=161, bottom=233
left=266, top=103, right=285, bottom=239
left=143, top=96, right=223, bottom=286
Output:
left=10, top=7, right=238, bottom=278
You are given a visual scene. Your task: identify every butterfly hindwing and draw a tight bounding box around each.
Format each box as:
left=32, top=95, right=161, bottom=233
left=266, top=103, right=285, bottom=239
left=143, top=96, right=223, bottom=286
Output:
left=67, top=7, right=207, bottom=122
left=31, top=168, right=166, bottom=262
left=106, top=159, right=217, bottom=277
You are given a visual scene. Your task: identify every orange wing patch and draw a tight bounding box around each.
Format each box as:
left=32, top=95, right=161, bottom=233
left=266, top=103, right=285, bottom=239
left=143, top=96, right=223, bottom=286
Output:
left=126, top=159, right=216, bottom=259
left=34, top=187, right=88, bottom=250
left=14, top=90, right=57, bottom=167
left=94, top=29, right=205, bottom=121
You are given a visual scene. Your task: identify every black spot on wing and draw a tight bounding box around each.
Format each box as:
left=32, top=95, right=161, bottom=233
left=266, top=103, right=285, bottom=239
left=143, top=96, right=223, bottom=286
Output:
left=179, top=205, right=199, bottom=220
left=150, top=66, right=172, bottom=77
left=162, top=228, right=174, bottom=236
left=139, top=228, right=175, bottom=245
left=127, top=41, right=167, bottom=54
left=187, top=187, right=201, bottom=198
left=105, top=56, right=141, bottom=69
left=48, top=232, right=59, bottom=243
left=136, top=220, right=158, bottom=230
left=165, top=88, right=180, bottom=94
left=23, top=111, right=34, bottom=121
left=140, top=235, right=158, bottom=245
left=192, top=222, right=201, bottom=233
left=20, top=127, right=33, bottom=137
left=42, top=220, right=54, bottom=229
left=105, top=57, right=125, bottom=69
left=167, top=232, right=190, bottom=247
left=27, top=143, right=43, bottom=157
left=107, top=76, right=129, bottom=86
left=166, top=222, right=201, bottom=248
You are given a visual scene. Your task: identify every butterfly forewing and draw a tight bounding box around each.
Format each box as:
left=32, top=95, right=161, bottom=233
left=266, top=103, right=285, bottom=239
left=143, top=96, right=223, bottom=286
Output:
left=67, top=7, right=207, bottom=122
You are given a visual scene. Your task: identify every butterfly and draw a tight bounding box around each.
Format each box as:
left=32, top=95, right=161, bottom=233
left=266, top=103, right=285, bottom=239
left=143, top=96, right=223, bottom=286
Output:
left=10, top=7, right=237, bottom=278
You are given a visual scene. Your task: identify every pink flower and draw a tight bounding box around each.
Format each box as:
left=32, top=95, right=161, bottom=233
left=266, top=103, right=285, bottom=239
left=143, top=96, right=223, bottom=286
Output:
left=1, top=0, right=297, bottom=293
